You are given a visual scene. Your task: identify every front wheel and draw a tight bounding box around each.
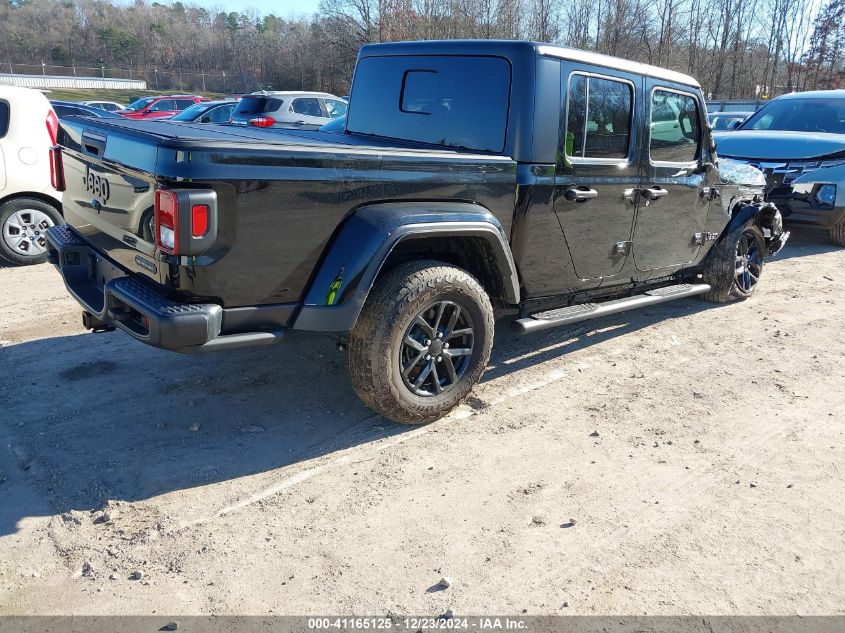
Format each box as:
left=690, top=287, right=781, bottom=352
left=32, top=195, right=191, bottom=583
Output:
left=702, top=223, right=766, bottom=303
left=0, top=198, right=63, bottom=265
left=347, top=260, right=494, bottom=425
left=830, top=220, right=845, bottom=247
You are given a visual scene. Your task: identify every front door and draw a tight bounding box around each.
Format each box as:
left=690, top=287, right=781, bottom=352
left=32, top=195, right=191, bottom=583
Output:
left=553, top=66, right=643, bottom=280
left=633, top=82, right=709, bottom=271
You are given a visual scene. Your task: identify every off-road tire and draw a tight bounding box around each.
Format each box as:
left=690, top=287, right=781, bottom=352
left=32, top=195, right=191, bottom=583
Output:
left=347, top=260, right=494, bottom=425
left=702, top=222, right=765, bottom=304
left=830, top=221, right=845, bottom=247
left=0, top=198, right=63, bottom=266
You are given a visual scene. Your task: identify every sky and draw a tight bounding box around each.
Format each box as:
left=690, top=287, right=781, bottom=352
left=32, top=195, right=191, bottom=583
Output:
left=204, top=0, right=321, bottom=16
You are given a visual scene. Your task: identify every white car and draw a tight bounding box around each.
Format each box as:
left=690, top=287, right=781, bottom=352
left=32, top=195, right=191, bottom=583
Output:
left=80, top=100, right=125, bottom=112
left=0, top=86, right=63, bottom=265
left=229, top=91, right=347, bottom=130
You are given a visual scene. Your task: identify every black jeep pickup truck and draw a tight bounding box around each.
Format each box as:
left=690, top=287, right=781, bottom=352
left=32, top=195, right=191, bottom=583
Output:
left=47, top=40, right=788, bottom=424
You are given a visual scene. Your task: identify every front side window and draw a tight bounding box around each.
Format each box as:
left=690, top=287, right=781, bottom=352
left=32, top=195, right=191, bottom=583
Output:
left=324, top=99, right=347, bottom=118
left=292, top=98, right=322, bottom=117
left=149, top=99, right=175, bottom=112
left=565, top=74, right=633, bottom=160
left=125, top=97, right=154, bottom=111
left=174, top=99, right=195, bottom=111
left=649, top=89, right=700, bottom=163
left=208, top=104, right=234, bottom=122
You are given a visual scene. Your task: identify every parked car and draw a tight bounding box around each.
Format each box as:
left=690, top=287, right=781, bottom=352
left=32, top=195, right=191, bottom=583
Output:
left=50, top=101, right=123, bottom=120
left=46, top=41, right=787, bottom=423
left=713, top=90, right=845, bottom=245
left=707, top=111, right=752, bottom=130
left=80, top=100, right=125, bottom=112
left=0, top=86, right=63, bottom=265
left=229, top=91, right=347, bottom=129
left=169, top=100, right=237, bottom=124
left=118, top=95, right=208, bottom=120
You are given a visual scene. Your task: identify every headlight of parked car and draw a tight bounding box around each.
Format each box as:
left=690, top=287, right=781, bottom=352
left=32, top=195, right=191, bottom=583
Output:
left=815, top=184, right=837, bottom=207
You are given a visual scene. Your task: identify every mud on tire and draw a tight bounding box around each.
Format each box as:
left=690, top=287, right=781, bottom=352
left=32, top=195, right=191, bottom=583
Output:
left=347, top=260, right=494, bottom=425
left=702, top=222, right=766, bottom=304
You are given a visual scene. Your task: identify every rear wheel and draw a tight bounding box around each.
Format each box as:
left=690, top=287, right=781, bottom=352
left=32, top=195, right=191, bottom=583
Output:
left=347, top=260, right=494, bottom=425
left=702, top=223, right=765, bottom=303
left=830, top=220, right=845, bottom=247
left=0, top=198, right=62, bottom=266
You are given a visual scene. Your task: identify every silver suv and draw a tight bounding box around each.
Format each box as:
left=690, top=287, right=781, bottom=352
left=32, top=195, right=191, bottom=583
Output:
left=229, top=91, right=348, bottom=130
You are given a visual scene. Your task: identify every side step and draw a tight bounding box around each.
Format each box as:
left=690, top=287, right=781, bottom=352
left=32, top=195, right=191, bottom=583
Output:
left=512, top=283, right=711, bottom=335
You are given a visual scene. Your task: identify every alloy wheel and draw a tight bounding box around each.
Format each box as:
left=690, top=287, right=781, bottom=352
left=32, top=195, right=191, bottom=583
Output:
left=735, top=230, right=762, bottom=294
left=400, top=300, right=474, bottom=397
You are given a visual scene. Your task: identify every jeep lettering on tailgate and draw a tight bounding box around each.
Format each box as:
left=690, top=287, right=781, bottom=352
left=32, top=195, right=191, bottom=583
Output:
left=83, top=165, right=110, bottom=205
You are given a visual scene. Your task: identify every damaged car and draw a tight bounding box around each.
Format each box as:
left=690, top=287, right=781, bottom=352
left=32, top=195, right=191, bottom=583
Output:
left=713, top=89, right=845, bottom=245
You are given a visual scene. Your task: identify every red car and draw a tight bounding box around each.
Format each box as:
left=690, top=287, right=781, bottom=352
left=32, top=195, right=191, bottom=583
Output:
left=118, top=95, right=208, bottom=120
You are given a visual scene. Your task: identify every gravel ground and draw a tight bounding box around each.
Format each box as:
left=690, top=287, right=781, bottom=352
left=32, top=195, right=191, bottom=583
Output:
left=0, top=228, right=843, bottom=615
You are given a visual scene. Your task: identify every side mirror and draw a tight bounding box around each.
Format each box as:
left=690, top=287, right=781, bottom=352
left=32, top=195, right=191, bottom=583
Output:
left=199, top=116, right=211, bottom=123
left=727, top=120, right=741, bottom=130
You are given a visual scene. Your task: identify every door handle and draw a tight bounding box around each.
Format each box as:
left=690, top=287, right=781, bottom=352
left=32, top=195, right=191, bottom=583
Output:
left=564, top=187, right=598, bottom=202
left=641, top=186, right=669, bottom=201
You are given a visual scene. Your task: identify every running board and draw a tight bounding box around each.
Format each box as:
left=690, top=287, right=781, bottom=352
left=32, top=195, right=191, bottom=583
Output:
left=512, top=283, right=711, bottom=335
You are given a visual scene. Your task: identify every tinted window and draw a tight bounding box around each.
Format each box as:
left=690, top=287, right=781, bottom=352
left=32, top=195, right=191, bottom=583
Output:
left=0, top=100, right=8, bottom=138
left=348, top=55, right=511, bottom=153
left=208, top=103, right=234, bottom=123
left=53, top=105, right=90, bottom=118
left=171, top=103, right=211, bottom=121
left=650, top=90, right=700, bottom=163
left=174, top=99, right=195, bottom=111
left=324, top=99, right=347, bottom=118
left=125, top=97, right=154, bottom=111
left=149, top=99, right=175, bottom=112
left=565, top=74, right=632, bottom=159
left=292, top=98, right=322, bottom=117
left=232, top=96, right=283, bottom=116
left=742, top=97, right=845, bottom=134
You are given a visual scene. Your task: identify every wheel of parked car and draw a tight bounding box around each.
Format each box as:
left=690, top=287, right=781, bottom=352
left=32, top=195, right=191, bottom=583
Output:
left=830, top=221, right=845, bottom=247
left=0, top=198, right=63, bottom=265
left=347, top=260, right=494, bottom=425
left=702, top=221, right=766, bottom=303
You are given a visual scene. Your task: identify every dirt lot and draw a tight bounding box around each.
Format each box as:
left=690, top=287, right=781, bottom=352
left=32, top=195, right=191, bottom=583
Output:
left=0, top=228, right=843, bottom=616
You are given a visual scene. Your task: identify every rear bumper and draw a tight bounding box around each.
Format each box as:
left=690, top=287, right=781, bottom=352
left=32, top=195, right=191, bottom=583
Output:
left=45, top=225, right=286, bottom=353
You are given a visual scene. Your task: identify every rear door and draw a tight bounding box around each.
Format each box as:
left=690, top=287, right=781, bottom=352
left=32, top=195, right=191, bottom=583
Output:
left=633, top=81, right=708, bottom=270
left=288, top=97, right=328, bottom=129
left=553, top=65, right=643, bottom=280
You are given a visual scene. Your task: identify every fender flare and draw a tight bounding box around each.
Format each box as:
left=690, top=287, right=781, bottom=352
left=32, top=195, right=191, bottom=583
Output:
left=293, top=202, right=520, bottom=332
left=711, top=197, right=786, bottom=256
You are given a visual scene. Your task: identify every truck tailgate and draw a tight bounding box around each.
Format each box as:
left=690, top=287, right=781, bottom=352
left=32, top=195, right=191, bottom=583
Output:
left=59, top=119, right=163, bottom=282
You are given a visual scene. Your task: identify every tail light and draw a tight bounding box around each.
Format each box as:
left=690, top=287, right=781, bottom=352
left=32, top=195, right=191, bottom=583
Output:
left=46, top=110, right=59, bottom=145
left=248, top=116, right=275, bottom=128
left=154, top=188, right=218, bottom=256
left=49, top=146, right=65, bottom=192
left=154, top=189, right=179, bottom=253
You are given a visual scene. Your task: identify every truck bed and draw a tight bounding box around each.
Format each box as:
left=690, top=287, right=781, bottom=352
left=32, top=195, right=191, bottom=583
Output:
left=56, top=117, right=518, bottom=307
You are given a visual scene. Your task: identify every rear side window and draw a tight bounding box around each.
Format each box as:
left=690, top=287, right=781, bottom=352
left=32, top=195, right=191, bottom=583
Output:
left=348, top=55, right=511, bottom=153
left=233, top=96, right=283, bottom=116
left=0, top=100, right=9, bottom=138
left=649, top=89, right=701, bottom=163
left=565, top=74, right=633, bottom=160
left=292, top=98, right=322, bottom=117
